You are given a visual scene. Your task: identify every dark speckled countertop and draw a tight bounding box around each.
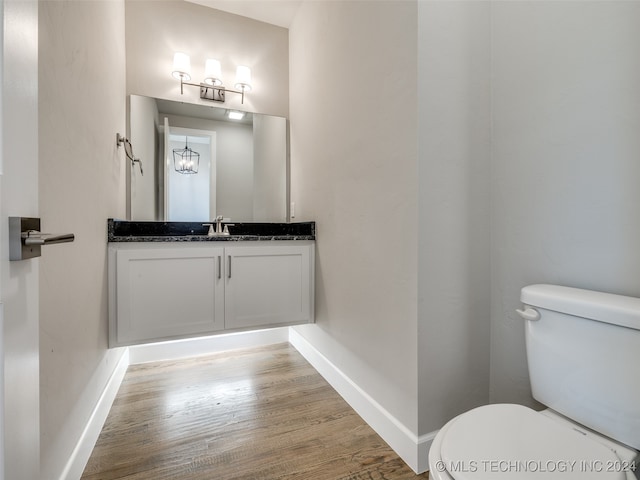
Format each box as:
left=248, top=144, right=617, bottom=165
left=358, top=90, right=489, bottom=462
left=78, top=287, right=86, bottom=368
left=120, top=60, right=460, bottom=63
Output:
left=108, top=219, right=315, bottom=242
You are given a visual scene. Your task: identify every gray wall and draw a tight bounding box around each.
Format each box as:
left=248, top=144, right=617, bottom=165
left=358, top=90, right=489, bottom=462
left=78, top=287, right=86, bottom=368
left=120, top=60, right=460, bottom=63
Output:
left=417, top=1, right=492, bottom=433
left=289, top=0, right=495, bottom=446
left=253, top=115, right=287, bottom=222
left=490, top=1, right=640, bottom=405
left=290, top=0, right=420, bottom=435
left=38, top=1, right=127, bottom=478
left=417, top=0, right=640, bottom=423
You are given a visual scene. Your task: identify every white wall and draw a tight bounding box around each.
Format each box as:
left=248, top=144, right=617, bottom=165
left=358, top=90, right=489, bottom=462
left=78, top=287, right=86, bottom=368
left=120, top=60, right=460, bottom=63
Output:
left=38, top=1, right=127, bottom=479
left=125, top=0, right=289, bottom=117
left=417, top=0, right=492, bottom=434
left=1, top=1, right=40, bottom=478
left=490, top=1, right=640, bottom=405
left=289, top=0, right=419, bottom=439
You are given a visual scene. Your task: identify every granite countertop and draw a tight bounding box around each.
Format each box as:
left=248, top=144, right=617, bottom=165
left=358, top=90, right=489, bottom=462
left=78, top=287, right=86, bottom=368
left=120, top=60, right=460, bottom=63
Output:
left=108, top=219, right=315, bottom=242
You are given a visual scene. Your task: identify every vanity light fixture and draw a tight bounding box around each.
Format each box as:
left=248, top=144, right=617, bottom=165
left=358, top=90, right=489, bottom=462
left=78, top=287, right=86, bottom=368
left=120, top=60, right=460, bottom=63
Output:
left=172, top=52, right=252, bottom=104
left=173, top=136, right=200, bottom=175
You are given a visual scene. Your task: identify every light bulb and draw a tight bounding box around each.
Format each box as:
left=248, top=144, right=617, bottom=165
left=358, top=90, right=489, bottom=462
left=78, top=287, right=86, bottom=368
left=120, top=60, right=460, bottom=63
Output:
left=172, top=52, right=191, bottom=81
left=204, top=59, right=222, bottom=86
left=235, top=65, right=252, bottom=91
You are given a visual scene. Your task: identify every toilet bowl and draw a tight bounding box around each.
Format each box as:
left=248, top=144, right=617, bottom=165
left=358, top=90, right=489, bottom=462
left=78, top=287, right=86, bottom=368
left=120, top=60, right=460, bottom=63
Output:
left=428, top=404, right=639, bottom=480
left=428, top=285, right=640, bottom=479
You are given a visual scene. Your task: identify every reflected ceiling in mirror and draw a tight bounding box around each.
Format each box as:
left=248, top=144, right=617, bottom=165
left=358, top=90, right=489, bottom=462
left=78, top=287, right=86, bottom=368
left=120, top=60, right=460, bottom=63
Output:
left=128, top=95, right=287, bottom=223
left=155, top=99, right=253, bottom=125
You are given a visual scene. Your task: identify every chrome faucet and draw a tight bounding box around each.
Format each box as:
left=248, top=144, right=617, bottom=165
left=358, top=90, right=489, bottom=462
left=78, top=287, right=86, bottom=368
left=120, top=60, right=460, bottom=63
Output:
left=203, top=216, right=230, bottom=236
left=202, top=215, right=225, bottom=236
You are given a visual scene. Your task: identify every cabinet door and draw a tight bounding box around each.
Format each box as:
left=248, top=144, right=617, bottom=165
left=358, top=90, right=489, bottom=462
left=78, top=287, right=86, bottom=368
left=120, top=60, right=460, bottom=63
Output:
left=224, top=245, right=313, bottom=330
left=115, top=247, right=224, bottom=345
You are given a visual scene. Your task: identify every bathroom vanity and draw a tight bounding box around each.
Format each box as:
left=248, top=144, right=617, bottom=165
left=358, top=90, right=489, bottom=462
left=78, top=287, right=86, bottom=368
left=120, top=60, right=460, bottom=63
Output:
left=108, top=219, right=315, bottom=347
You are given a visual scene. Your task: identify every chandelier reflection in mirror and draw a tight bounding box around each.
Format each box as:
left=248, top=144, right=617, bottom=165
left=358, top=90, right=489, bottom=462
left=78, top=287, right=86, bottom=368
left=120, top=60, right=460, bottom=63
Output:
left=173, top=136, right=200, bottom=174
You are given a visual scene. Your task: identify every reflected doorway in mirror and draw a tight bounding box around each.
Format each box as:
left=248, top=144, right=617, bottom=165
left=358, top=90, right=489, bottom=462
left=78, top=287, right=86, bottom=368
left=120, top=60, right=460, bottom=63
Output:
left=165, top=124, right=216, bottom=222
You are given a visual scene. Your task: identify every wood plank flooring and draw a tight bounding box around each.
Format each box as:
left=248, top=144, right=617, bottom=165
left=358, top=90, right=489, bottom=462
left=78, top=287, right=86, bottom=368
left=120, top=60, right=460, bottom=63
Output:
left=82, top=343, right=429, bottom=480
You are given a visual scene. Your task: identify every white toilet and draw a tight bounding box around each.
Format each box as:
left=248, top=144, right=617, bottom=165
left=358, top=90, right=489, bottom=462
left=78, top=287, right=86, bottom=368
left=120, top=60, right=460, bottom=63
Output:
left=428, top=284, right=640, bottom=479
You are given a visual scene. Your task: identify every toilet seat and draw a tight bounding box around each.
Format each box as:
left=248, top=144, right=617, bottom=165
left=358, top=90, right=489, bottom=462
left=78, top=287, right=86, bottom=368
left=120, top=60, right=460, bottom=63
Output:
left=433, top=404, right=633, bottom=480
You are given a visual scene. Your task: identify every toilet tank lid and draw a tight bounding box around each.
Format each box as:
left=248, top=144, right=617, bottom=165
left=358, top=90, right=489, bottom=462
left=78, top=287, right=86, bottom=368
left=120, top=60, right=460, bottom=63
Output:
left=521, top=284, right=640, bottom=331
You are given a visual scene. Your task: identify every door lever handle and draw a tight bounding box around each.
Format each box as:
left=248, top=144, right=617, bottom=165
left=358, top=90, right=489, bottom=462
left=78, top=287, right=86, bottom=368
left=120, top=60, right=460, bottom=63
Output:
left=22, top=230, right=75, bottom=246
left=9, top=217, right=75, bottom=261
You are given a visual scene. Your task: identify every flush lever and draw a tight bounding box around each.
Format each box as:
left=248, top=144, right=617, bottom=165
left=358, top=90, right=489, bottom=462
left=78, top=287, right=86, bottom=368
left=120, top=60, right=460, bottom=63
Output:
left=9, top=217, right=75, bottom=261
left=516, top=307, right=540, bottom=321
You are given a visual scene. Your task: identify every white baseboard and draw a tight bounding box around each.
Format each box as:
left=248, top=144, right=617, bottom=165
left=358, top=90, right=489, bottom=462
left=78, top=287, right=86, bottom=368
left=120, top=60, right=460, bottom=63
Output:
left=417, top=431, right=437, bottom=473
left=289, top=328, right=435, bottom=474
left=59, top=348, right=130, bottom=480
left=128, top=327, right=290, bottom=364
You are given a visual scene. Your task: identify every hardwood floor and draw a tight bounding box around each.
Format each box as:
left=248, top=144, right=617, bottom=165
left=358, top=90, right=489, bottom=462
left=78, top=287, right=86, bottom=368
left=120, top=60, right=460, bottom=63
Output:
left=82, top=343, right=429, bottom=480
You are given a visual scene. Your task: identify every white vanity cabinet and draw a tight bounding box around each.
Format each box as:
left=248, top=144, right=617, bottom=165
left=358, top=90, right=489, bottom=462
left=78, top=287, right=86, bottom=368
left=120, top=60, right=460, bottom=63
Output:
left=224, top=245, right=313, bottom=330
left=109, top=241, right=314, bottom=347
left=110, top=245, right=225, bottom=346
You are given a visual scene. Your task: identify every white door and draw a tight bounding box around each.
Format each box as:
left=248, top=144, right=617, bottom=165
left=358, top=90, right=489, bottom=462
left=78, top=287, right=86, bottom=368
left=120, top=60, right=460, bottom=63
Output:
left=1, top=0, right=41, bottom=478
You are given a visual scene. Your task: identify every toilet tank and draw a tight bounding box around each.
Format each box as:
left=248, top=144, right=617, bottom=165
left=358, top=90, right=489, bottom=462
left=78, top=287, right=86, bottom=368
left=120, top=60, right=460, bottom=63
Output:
left=520, top=284, right=640, bottom=450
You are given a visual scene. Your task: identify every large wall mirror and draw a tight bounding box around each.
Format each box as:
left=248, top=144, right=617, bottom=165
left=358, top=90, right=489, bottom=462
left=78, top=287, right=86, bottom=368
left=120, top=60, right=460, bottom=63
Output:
left=127, top=95, right=288, bottom=222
